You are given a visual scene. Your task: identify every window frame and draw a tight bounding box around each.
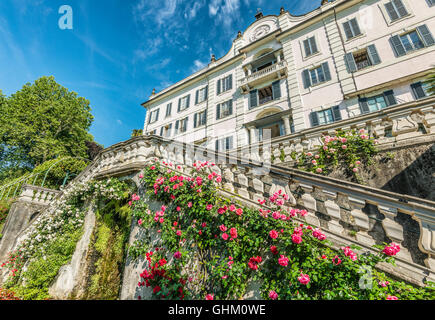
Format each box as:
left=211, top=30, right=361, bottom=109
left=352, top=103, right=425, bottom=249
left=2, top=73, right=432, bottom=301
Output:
left=148, top=109, right=159, bottom=124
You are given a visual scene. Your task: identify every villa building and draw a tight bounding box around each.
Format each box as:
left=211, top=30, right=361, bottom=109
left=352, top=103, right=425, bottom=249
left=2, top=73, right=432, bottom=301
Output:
left=142, top=0, right=435, bottom=151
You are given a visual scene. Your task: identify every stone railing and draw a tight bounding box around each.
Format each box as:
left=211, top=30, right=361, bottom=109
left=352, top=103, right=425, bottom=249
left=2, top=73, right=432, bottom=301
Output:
left=236, top=96, right=435, bottom=165
left=151, top=136, right=435, bottom=285
left=239, top=60, right=287, bottom=92
left=19, top=185, right=62, bottom=206
left=6, top=126, right=435, bottom=285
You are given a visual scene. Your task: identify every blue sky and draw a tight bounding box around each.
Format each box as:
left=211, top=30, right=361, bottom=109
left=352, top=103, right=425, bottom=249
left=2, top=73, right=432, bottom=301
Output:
left=0, top=0, right=319, bottom=147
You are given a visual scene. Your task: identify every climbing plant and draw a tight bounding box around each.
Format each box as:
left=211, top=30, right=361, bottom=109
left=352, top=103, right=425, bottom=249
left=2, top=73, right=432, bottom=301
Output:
left=0, top=178, right=130, bottom=300
left=292, top=129, right=378, bottom=182
left=129, top=160, right=434, bottom=300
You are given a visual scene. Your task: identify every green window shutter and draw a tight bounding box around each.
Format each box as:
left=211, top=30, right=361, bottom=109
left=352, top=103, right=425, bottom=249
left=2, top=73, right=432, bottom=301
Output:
left=195, top=90, right=199, bottom=104
left=359, top=98, right=370, bottom=114
left=160, top=127, right=163, bottom=136
left=302, top=69, right=311, bottom=88
left=249, top=89, right=258, bottom=109
left=383, top=90, right=397, bottom=106
left=186, top=95, right=190, bottom=109
left=194, top=113, right=197, bottom=128
left=228, top=74, right=233, bottom=90
left=216, top=79, right=221, bottom=95
left=393, top=0, right=408, bottom=18
left=411, top=82, right=426, bottom=99
left=204, top=109, right=207, bottom=124
left=332, top=106, right=342, bottom=121
left=177, top=98, right=181, bottom=112
left=322, top=62, right=331, bottom=81
left=385, top=2, right=399, bottom=21
left=156, top=109, right=159, bottom=121
left=303, top=39, right=311, bottom=56
left=228, top=99, right=233, bottom=116
left=175, top=120, right=179, bottom=134
left=367, top=44, right=381, bottom=65
left=184, top=117, right=188, bottom=131
left=350, top=18, right=361, bottom=37
left=215, top=140, right=219, bottom=151
left=272, top=80, right=281, bottom=100
left=309, top=36, right=318, bottom=54
left=205, top=85, right=208, bottom=100
left=344, top=53, right=357, bottom=73
left=310, top=112, right=319, bottom=127
left=417, top=25, right=435, bottom=47
left=390, top=35, right=406, bottom=57
left=216, top=104, right=221, bottom=120
left=343, top=21, right=353, bottom=40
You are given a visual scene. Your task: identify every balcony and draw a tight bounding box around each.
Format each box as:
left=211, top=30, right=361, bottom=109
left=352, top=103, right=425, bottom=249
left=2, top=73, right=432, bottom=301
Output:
left=239, top=60, right=288, bottom=93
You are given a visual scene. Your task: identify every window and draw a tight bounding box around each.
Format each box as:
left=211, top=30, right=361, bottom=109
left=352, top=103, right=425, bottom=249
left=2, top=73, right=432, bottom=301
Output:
left=249, top=80, right=281, bottom=109
left=310, top=106, right=341, bottom=127
left=165, top=103, right=172, bottom=117
left=303, top=36, right=318, bottom=57
left=194, top=110, right=207, bottom=128
left=177, top=95, right=190, bottom=112
left=390, top=25, right=434, bottom=57
left=215, top=136, right=234, bottom=151
left=345, top=44, right=381, bottom=72
left=343, top=18, right=362, bottom=40
left=358, top=90, right=397, bottom=114
left=195, top=86, right=208, bottom=104
left=384, top=0, right=409, bottom=22
left=148, top=109, right=159, bottom=124
left=216, top=100, right=233, bottom=120
left=428, top=0, right=435, bottom=7
left=161, top=123, right=172, bottom=137
left=302, top=62, right=331, bottom=88
left=175, top=117, right=188, bottom=134
left=411, top=82, right=430, bottom=100
left=216, top=74, right=233, bottom=95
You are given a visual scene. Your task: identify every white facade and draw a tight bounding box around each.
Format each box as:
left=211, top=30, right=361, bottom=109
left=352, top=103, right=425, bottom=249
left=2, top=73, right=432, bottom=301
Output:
left=142, top=0, right=435, bottom=151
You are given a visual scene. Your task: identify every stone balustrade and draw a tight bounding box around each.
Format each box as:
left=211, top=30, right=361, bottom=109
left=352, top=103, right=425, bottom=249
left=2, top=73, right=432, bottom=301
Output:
left=152, top=136, right=435, bottom=285
left=234, top=96, right=435, bottom=165
left=19, top=184, right=62, bottom=206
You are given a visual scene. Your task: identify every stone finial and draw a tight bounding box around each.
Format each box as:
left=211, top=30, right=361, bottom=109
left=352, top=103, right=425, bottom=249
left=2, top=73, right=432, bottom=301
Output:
left=321, top=0, right=329, bottom=5
left=151, top=88, right=156, bottom=96
left=237, top=30, right=242, bottom=38
left=211, top=54, right=216, bottom=62
left=255, top=9, right=263, bottom=20
left=280, top=7, right=285, bottom=15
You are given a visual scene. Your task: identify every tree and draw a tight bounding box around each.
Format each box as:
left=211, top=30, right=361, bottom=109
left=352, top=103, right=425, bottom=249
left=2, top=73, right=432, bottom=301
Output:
left=0, top=76, right=95, bottom=178
left=131, top=129, right=143, bottom=137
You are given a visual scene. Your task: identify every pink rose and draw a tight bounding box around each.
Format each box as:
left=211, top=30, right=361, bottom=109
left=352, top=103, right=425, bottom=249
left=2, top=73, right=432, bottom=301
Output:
left=205, top=294, right=214, bottom=300
left=173, top=251, right=181, bottom=259
left=386, top=295, right=398, bottom=300
left=298, top=273, right=310, bottom=285
left=278, top=255, right=289, bottom=267
left=229, top=228, right=238, bottom=239
left=206, top=204, right=213, bottom=210
left=269, top=290, right=278, bottom=300
left=269, top=230, right=279, bottom=239
left=292, top=234, right=302, bottom=244
left=219, top=224, right=227, bottom=232
left=222, top=233, right=229, bottom=240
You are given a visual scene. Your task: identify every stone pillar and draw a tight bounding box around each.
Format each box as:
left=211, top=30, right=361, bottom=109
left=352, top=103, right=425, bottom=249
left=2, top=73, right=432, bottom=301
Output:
left=248, top=126, right=257, bottom=144
left=274, top=51, right=282, bottom=62
left=349, top=197, right=375, bottom=246
left=282, top=115, right=292, bottom=135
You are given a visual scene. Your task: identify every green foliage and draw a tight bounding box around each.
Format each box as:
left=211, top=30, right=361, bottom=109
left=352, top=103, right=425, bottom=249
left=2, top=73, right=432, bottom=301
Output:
left=0, top=76, right=95, bottom=177
left=1, top=178, right=131, bottom=300
left=85, top=185, right=132, bottom=300
left=293, top=129, right=377, bottom=181
left=12, top=228, right=83, bottom=300
left=424, top=70, right=435, bottom=96
left=30, top=157, right=88, bottom=190
left=130, top=161, right=434, bottom=300
left=0, top=198, right=13, bottom=233
left=131, top=129, right=143, bottom=137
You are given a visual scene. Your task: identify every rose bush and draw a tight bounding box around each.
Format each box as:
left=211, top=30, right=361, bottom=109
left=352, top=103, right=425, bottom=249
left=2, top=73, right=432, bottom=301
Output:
left=292, top=129, right=377, bottom=181
left=130, top=160, right=435, bottom=300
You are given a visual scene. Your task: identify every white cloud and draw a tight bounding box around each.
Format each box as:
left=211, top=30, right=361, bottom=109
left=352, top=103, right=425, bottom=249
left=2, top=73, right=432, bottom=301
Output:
left=117, top=119, right=123, bottom=125
left=192, top=59, right=207, bottom=72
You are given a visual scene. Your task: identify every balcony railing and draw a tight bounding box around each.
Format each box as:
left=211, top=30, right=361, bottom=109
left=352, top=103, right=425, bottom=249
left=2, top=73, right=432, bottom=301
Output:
left=239, top=60, right=287, bottom=93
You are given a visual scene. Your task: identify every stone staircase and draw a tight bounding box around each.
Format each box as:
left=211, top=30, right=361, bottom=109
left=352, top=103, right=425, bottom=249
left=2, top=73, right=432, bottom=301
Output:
left=2, top=103, right=435, bottom=287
